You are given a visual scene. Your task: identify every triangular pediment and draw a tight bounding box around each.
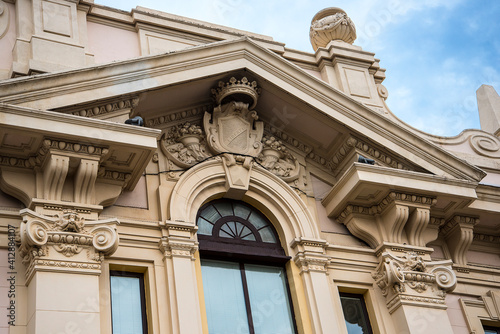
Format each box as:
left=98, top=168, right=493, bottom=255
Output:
left=0, top=37, right=485, bottom=185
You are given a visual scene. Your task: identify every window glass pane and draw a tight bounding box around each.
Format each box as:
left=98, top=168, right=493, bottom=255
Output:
left=340, top=295, right=372, bottom=334
left=110, top=276, right=145, bottom=334
left=484, top=329, right=499, bottom=334
left=201, top=260, right=250, bottom=334
left=234, top=203, right=252, bottom=220
left=219, top=222, right=237, bottom=239
left=200, top=205, right=221, bottom=224
left=258, top=226, right=277, bottom=243
left=247, top=212, right=268, bottom=229
left=214, top=201, right=233, bottom=217
left=197, top=216, right=213, bottom=235
left=245, top=264, right=295, bottom=334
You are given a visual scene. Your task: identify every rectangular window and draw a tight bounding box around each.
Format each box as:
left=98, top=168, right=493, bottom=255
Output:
left=110, top=271, right=148, bottom=334
left=201, top=259, right=296, bottom=334
left=484, top=326, right=500, bottom=334
left=339, top=292, right=373, bottom=334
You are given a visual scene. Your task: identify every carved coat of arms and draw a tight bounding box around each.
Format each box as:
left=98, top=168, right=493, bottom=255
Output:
left=204, top=101, right=263, bottom=157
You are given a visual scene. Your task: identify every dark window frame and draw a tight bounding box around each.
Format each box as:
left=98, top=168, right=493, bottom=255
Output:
left=484, top=325, right=500, bottom=334
left=339, top=292, right=374, bottom=334
left=110, top=270, right=149, bottom=334
left=198, top=199, right=298, bottom=334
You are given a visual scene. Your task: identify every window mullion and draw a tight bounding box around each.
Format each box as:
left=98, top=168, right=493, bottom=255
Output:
left=240, top=262, right=255, bottom=334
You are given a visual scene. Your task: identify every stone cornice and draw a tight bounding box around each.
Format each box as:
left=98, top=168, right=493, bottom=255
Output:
left=146, top=104, right=210, bottom=128
left=0, top=38, right=485, bottom=182
left=327, top=136, right=423, bottom=174
left=54, top=96, right=140, bottom=118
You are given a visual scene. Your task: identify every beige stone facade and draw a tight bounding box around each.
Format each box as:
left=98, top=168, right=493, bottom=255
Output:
left=0, top=1, right=499, bottom=333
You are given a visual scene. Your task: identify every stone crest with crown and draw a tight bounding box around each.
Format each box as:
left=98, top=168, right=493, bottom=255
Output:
left=204, top=77, right=264, bottom=164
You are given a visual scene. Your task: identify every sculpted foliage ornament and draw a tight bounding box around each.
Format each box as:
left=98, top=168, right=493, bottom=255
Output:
left=372, top=252, right=457, bottom=312
left=160, top=122, right=210, bottom=168
left=310, top=7, right=357, bottom=51
left=258, top=136, right=300, bottom=182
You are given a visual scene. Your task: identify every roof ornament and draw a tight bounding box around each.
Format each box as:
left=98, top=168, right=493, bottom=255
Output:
left=310, top=7, right=357, bottom=51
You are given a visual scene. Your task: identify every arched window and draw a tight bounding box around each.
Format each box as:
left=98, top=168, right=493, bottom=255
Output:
left=197, top=199, right=297, bottom=334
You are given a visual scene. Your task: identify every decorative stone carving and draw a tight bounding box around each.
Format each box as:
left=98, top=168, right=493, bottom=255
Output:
left=69, top=97, right=139, bottom=118
left=441, top=215, right=478, bottom=268
left=372, top=251, right=457, bottom=313
left=291, top=238, right=331, bottom=273
left=159, top=221, right=198, bottom=261
left=211, top=77, right=261, bottom=110
left=17, top=209, right=119, bottom=282
left=310, top=7, right=356, bottom=51
left=0, top=0, right=9, bottom=39
left=327, top=136, right=419, bottom=174
left=204, top=101, right=263, bottom=158
left=336, top=192, right=437, bottom=248
left=146, top=104, right=210, bottom=128
left=469, top=133, right=500, bottom=158
left=160, top=122, right=210, bottom=168
left=258, top=136, right=300, bottom=182
left=377, top=83, right=389, bottom=100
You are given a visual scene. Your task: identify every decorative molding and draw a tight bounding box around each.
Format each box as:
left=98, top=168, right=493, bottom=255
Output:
left=376, top=83, right=388, bottom=101
left=159, top=221, right=198, bottom=261
left=17, top=209, right=119, bottom=282
left=372, top=251, right=456, bottom=313
left=146, top=104, right=210, bottom=128
left=473, top=233, right=500, bottom=244
left=67, top=97, right=139, bottom=118
left=441, top=215, right=478, bottom=267
left=291, top=238, right=331, bottom=273
left=327, top=136, right=418, bottom=174
left=264, top=124, right=313, bottom=155
left=310, top=7, right=356, bottom=50
left=469, top=133, right=500, bottom=158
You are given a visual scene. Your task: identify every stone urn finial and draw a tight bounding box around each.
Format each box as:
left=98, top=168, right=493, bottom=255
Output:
left=309, top=7, right=357, bottom=51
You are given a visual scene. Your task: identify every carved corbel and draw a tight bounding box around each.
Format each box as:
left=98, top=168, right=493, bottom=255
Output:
left=336, top=192, right=437, bottom=249
left=372, top=251, right=456, bottom=313
left=74, top=158, right=99, bottom=204
left=42, top=153, right=69, bottom=201
left=404, top=207, right=431, bottom=247
left=159, top=221, right=198, bottom=260
left=17, top=209, right=119, bottom=283
left=441, top=215, right=478, bottom=268
left=291, top=238, right=331, bottom=273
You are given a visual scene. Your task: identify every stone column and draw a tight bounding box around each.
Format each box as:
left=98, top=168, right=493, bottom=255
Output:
left=18, top=209, right=119, bottom=334
left=291, top=238, right=343, bottom=334
left=159, top=221, right=203, bottom=334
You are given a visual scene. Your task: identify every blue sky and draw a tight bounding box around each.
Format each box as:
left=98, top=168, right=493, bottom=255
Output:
left=97, top=0, right=500, bottom=137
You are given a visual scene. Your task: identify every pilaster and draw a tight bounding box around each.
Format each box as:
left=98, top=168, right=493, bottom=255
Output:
left=159, top=220, right=203, bottom=334
left=18, top=209, right=119, bottom=334
left=291, top=237, right=342, bottom=334
left=372, top=250, right=457, bottom=333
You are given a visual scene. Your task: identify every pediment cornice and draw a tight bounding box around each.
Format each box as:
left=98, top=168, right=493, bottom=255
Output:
left=0, top=37, right=485, bottom=182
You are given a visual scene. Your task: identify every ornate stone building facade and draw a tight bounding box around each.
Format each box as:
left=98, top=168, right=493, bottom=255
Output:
left=0, top=1, right=499, bottom=333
